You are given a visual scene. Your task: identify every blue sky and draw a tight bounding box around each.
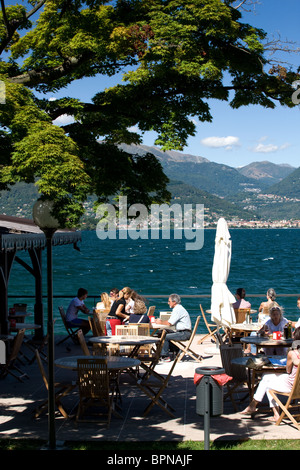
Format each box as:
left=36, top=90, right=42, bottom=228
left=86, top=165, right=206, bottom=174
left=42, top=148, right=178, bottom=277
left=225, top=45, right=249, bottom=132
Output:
left=48, top=0, right=300, bottom=169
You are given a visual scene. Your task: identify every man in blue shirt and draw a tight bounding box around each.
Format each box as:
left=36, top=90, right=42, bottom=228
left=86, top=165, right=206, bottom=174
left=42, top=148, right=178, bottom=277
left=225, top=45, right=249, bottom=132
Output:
left=156, top=294, right=192, bottom=362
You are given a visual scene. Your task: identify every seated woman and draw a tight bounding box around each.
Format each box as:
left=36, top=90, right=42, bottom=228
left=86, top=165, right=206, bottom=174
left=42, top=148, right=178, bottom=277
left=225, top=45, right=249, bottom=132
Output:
left=96, top=292, right=112, bottom=310
left=246, top=304, right=288, bottom=355
left=122, top=288, right=148, bottom=323
left=259, top=305, right=289, bottom=355
left=241, top=327, right=300, bottom=422
left=128, top=295, right=149, bottom=324
left=259, top=288, right=279, bottom=315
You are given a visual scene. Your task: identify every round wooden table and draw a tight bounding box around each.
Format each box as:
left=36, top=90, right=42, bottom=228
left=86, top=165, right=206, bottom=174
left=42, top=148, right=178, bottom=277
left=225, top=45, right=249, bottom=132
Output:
left=240, top=336, right=293, bottom=354
left=89, top=335, right=160, bottom=357
left=55, top=355, right=141, bottom=370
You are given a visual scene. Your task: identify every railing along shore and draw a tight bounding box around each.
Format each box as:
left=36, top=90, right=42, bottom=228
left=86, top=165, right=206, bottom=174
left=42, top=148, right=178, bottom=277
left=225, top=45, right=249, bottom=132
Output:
left=8, top=293, right=300, bottom=335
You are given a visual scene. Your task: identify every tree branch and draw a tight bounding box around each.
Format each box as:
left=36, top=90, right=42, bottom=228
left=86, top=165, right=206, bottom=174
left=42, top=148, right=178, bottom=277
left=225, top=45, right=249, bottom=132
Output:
left=26, top=0, right=46, bottom=20
left=0, top=0, right=46, bottom=54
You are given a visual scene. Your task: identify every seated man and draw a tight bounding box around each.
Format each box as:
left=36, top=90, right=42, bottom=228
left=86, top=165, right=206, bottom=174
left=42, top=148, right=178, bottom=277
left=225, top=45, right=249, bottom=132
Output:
left=66, top=287, right=90, bottom=335
left=155, top=294, right=192, bottom=362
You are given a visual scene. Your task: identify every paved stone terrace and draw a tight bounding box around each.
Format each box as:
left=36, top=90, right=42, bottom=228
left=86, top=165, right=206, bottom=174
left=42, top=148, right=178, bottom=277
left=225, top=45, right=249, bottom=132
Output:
left=1, top=333, right=300, bottom=444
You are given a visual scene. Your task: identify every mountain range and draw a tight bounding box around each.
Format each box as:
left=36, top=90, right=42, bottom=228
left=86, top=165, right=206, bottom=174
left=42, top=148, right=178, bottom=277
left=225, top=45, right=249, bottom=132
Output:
left=120, top=144, right=300, bottom=221
left=1, top=144, right=299, bottom=224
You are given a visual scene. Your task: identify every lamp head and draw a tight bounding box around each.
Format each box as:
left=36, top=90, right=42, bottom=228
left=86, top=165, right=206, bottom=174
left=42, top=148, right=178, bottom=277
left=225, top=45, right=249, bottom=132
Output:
left=33, top=199, right=61, bottom=232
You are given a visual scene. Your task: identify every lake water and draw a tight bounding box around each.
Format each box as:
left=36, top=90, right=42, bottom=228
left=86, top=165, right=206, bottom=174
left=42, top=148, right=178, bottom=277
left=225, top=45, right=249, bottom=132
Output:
left=8, top=228, right=300, bottom=334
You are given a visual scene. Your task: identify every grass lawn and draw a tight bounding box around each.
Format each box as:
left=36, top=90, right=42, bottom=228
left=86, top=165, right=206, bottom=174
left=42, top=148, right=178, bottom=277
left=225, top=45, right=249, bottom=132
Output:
left=0, top=439, right=300, bottom=450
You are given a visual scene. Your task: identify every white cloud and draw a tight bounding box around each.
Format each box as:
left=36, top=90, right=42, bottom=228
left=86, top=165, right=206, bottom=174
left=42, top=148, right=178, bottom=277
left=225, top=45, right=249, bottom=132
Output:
left=201, top=136, right=240, bottom=150
left=52, top=114, right=75, bottom=126
left=251, top=140, right=291, bottom=153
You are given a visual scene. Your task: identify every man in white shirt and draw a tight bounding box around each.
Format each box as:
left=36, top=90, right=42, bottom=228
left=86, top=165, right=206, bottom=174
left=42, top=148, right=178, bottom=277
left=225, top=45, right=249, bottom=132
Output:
left=66, top=287, right=90, bottom=335
left=156, top=294, right=192, bottom=361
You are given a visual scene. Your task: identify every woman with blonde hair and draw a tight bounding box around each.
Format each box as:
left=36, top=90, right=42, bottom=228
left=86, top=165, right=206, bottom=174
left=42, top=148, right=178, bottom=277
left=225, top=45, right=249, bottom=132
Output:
left=96, top=292, right=112, bottom=310
left=241, top=327, right=300, bottom=422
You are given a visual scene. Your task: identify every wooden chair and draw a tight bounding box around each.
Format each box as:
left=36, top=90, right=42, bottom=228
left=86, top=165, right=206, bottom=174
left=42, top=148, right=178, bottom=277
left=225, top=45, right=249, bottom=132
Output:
left=136, top=352, right=181, bottom=418
left=147, top=306, right=156, bottom=317
left=115, top=325, right=139, bottom=355
left=197, top=304, right=218, bottom=345
left=138, top=330, right=167, bottom=383
left=234, top=308, right=251, bottom=324
left=218, top=339, right=251, bottom=411
left=76, top=358, right=121, bottom=427
left=128, top=323, right=152, bottom=355
left=88, top=317, right=112, bottom=355
left=25, top=319, right=56, bottom=365
left=115, top=325, right=139, bottom=336
left=34, top=350, right=76, bottom=419
left=0, top=328, right=28, bottom=382
left=56, top=306, right=81, bottom=345
left=93, top=312, right=107, bottom=336
left=170, top=315, right=202, bottom=362
left=88, top=316, right=98, bottom=336
left=77, top=329, right=91, bottom=356
left=95, top=308, right=110, bottom=320
left=269, top=366, right=300, bottom=430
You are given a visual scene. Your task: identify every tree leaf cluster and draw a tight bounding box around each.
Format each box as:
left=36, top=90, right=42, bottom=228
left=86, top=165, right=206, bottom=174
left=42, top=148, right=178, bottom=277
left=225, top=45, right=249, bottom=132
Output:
left=0, top=0, right=298, bottom=226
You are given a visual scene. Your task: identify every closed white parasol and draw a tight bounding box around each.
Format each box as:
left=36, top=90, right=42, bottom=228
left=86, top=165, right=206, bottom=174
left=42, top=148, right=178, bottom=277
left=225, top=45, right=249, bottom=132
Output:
left=211, top=218, right=235, bottom=327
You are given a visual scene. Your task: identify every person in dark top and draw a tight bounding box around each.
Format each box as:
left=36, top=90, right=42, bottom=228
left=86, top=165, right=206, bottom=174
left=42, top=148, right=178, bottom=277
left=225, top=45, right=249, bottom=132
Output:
left=109, top=290, right=127, bottom=320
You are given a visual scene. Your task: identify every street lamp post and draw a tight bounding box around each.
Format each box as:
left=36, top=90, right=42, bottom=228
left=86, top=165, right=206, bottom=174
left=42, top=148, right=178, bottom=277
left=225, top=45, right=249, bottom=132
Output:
left=33, top=199, right=61, bottom=450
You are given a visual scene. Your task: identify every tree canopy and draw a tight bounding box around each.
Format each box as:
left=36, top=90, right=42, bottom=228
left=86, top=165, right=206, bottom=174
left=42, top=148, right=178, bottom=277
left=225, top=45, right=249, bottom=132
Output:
left=0, top=0, right=298, bottom=226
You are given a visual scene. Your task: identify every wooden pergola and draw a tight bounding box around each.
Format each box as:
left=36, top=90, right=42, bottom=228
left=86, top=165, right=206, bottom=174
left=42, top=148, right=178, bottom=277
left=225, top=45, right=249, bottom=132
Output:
left=0, top=214, right=81, bottom=337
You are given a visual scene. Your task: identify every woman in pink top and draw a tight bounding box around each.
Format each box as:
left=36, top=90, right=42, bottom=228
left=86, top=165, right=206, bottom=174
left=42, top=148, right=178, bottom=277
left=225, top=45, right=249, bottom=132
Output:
left=241, top=327, right=300, bottom=422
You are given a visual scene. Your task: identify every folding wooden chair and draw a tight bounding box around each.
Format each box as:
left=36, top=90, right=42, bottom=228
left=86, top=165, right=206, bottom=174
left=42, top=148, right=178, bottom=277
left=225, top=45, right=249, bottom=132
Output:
left=137, top=352, right=181, bottom=418
left=25, top=319, right=57, bottom=365
left=219, top=341, right=251, bottom=411
left=56, top=306, right=81, bottom=345
left=269, top=366, right=300, bottom=430
left=94, top=308, right=110, bottom=322
left=0, top=328, right=28, bottom=382
left=129, top=323, right=152, bottom=355
left=147, top=306, right=156, bottom=316
left=34, top=350, right=77, bottom=419
left=93, top=312, right=106, bottom=336
left=197, top=304, right=218, bottom=345
left=170, top=315, right=202, bottom=362
left=76, top=358, right=121, bottom=427
left=234, top=308, right=250, bottom=323
left=77, top=329, right=91, bottom=356
left=134, top=330, right=167, bottom=384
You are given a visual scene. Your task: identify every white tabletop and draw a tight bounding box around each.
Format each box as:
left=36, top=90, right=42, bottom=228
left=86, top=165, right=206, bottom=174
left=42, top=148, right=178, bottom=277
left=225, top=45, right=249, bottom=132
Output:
left=230, top=323, right=261, bottom=332
left=55, top=355, right=141, bottom=370
left=89, top=335, right=160, bottom=345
